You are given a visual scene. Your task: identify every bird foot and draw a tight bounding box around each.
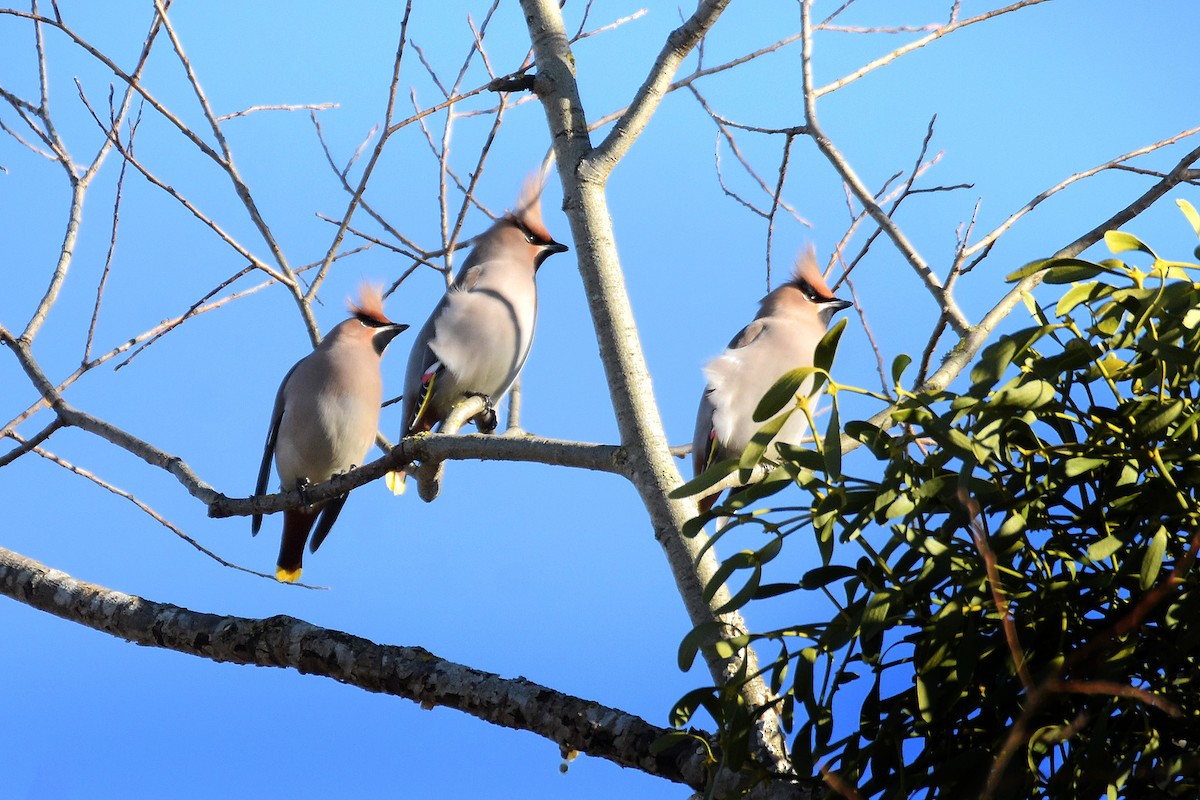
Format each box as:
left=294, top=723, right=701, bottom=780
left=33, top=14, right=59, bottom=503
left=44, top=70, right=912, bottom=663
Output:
left=466, top=392, right=498, bottom=434
left=295, top=477, right=312, bottom=507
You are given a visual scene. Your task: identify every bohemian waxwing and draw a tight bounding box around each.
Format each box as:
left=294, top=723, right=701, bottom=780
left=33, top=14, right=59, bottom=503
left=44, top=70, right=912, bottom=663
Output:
left=252, top=284, right=408, bottom=582
left=693, top=246, right=851, bottom=512
left=388, top=177, right=568, bottom=492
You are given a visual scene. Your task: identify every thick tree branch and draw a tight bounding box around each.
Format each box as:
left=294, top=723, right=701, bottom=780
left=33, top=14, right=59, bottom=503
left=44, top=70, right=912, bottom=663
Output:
left=585, top=0, right=731, bottom=181
left=519, top=0, right=791, bottom=781
left=216, top=430, right=626, bottom=520
left=0, top=545, right=713, bottom=789
left=1, top=323, right=620, bottom=518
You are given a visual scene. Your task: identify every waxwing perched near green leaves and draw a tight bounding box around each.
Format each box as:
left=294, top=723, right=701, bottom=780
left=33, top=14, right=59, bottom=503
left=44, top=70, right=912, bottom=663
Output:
left=387, top=176, right=569, bottom=494
left=693, top=246, right=851, bottom=512
left=252, top=284, right=408, bottom=582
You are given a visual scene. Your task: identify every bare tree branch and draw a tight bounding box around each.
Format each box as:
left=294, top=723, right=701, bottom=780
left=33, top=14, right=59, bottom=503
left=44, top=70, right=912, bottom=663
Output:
left=306, top=1, right=414, bottom=313
left=800, top=1, right=969, bottom=336
left=585, top=0, right=731, bottom=181
left=215, top=102, right=336, bottom=122
left=853, top=141, right=1200, bottom=443
left=813, top=0, right=1053, bottom=98
left=519, top=0, right=793, bottom=781
left=0, top=545, right=714, bottom=790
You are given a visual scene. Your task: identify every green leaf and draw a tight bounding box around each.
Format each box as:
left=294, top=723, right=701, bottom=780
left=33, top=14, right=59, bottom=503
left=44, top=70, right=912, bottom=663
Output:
left=1087, top=535, right=1125, bottom=563
left=844, top=420, right=891, bottom=458
left=670, top=457, right=739, bottom=501
left=713, top=634, right=752, bottom=659
left=891, top=353, right=912, bottom=386
left=739, top=412, right=792, bottom=472
left=883, top=493, right=916, bottom=519
left=916, top=675, right=933, bottom=725
left=991, top=379, right=1056, bottom=409
left=997, top=512, right=1026, bottom=539
left=1179, top=198, right=1200, bottom=238
left=1007, top=257, right=1108, bottom=284
left=1064, top=456, right=1107, bottom=477
left=1136, top=398, right=1185, bottom=437
left=1141, top=527, right=1167, bottom=590
left=677, top=620, right=725, bottom=672
left=1041, top=262, right=1107, bottom=284
left=753, top=367, right=819, bottom=423
left=715, top=565, right=762, bottom=614
left=669, top=687, right=717, bottom=728
left=824, top=400, right=842, bottom=481
left=1105, top=229, right=1157, bottom=257
left=813, top=317, right=848, bottom=374
left=801, top=564, right=858, bottom=589
left=703, top=550, right=755, bottom=603
left=754, top=582, right=800, bottom=600
left=1006, top=259, right=1053, bottom=282
left=1055, top=281, right=1104, bottom=317
left=971, top=327, right=1045, bottom=387
left=861, top=591, right=892, bottom=636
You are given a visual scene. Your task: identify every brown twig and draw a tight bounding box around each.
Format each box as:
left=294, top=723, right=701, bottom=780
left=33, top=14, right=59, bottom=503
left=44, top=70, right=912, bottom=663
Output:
left=306, top=1, right=414, bottom=311
left=84, top=96, right=142, bottom=363
left=958, top=487, right=1032, bottom=691
left=22, top=436, right=316, bottom=586
left=819, top=760, right=864, bottom=800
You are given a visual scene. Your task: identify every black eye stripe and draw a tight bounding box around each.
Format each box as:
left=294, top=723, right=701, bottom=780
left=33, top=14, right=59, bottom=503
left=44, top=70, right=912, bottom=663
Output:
left=356, top=313, right=389, bottom=328
left=513, top=218, right=551, bottom=246
left=795, top=279, right=832, bottom=303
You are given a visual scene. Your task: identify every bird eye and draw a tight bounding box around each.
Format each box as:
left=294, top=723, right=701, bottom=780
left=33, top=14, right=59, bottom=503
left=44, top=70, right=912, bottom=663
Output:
left=525, top=231, right=538, bottom=244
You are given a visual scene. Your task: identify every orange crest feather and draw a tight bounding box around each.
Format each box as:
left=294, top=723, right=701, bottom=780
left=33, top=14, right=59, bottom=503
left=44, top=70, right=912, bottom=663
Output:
left=791, top=244, right=836, bottom=300
left=511, top=171, right=553, bottom=243
left=347, top=282, right=391, bottom=325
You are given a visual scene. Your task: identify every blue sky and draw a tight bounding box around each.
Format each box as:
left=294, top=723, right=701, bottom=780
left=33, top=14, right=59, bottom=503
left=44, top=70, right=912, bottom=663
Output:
left=3, top=2, right=1198, bottom=798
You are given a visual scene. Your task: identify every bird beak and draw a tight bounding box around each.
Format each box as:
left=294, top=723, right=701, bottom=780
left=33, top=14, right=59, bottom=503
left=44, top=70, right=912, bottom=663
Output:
left=534, top=240, right=569, bottom=270
left=375, top=322, right=409, bottom=352
left=829, top=298, right=853, bottom=312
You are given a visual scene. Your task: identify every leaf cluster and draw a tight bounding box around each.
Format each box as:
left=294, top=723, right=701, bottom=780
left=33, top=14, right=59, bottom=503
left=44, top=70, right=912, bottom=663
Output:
left=675, top=203, right=1200, bottom=798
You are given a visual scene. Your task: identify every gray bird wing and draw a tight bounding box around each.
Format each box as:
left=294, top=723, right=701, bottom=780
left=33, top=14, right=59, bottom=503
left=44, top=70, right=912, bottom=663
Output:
left=693, top=319, right=766, bottom=477
left=401, top=266, right=485, bottom=436
left=252, top=361, right=299, bottom=535
left=431, top=256, right=537, bottom=406
left=693, top=388, right=718, bottom=479
left=455, top=264, right=484, bottom=291
left=725, top=318, right=767, bottom=352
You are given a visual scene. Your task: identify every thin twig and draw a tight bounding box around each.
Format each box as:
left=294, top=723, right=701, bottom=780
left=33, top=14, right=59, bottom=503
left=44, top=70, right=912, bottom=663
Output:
left=84, top=98, right=142, bottom=363
left=958, top=487, right=1032, bottom=691
left=23, top=437, right=316, bottom=586
left=215, top=102, right=337, bottom=122
left=306, top=1, right=414, bottom=309
left=815, top=0, right=1053, bottom=97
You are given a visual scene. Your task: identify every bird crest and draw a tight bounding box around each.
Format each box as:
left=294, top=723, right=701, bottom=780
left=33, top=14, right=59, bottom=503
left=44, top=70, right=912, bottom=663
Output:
left=347, top=282, right=392, bottom=325
left=790, top=244, right=837, bottom=302
left=510, top=171, right=555, bottom=244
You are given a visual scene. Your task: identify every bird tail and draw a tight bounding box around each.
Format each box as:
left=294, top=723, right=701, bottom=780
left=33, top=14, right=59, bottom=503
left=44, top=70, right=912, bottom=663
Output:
left=385, top=469, right=408, bottom=495
left=309, top=495, right=348, bottom=554
left=277, top=508, right=317, bottom=582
